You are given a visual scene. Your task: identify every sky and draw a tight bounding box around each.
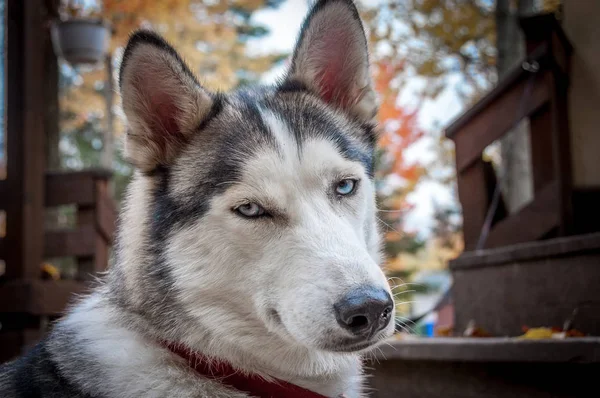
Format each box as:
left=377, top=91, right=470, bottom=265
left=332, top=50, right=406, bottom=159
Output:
left=249, top=0, right=465, bottom=237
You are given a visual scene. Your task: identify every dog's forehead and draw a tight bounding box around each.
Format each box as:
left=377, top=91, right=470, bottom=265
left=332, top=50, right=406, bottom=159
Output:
left=216, top=89, right=374, bottom=172
left=171, top=89, right=374, bottom=200
left=241, top=110, right=363, bottom=189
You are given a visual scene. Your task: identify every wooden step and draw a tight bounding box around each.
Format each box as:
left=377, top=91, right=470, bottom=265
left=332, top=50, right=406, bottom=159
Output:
left=449, top=233, right=600, bottom=337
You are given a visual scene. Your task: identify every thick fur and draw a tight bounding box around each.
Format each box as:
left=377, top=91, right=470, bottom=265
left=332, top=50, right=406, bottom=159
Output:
left=0, top=1, right=394, bottom=397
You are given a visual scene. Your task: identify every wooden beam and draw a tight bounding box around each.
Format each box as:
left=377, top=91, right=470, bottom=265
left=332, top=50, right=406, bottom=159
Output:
left=484, top=180, right=560, bottom=249
left=44, top=226, right=97, bottom=258
left=446, top=45, right=549, bottom=138
left=3, top=0, right=46, bottom=279
left=0, top=280, right=89, bottom=315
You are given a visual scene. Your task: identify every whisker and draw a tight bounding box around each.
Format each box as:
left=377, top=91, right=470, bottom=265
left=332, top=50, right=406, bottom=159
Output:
left=395, top=317, right=418, bottom=334
left=393, top=300, right=417, bottom=306
left=376, top=216, right=401, bottom=234
left=393, top=289, right=416, bottom=297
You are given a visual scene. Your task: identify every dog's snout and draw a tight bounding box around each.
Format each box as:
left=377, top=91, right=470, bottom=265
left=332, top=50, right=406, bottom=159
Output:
left=334, top=287, right=394, bottom=337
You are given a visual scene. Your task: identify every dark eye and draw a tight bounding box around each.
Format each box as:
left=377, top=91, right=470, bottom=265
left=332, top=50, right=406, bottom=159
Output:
left=235, top=202, right=266, bottom=218
left=335, top=179, right=357, bottom=196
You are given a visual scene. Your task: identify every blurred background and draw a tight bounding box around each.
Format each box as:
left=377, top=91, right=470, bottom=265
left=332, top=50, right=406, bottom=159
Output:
left=2, top=0, right=600, bottom=379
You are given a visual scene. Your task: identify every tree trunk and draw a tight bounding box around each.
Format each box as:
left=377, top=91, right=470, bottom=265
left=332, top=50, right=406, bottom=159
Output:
left=101, top=54, right=114, bottom=172
left=44, top=1, right=60, bottom=171
left=495, top=0, right=534, bottom=214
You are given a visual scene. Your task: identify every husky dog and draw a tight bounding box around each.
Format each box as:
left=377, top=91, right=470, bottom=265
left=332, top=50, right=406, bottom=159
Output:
left=0, top=0, right=395, bottom=396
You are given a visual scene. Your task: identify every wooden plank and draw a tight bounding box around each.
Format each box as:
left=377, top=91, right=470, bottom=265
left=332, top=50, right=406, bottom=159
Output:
left=450, top=232, right=600, bottom=271
left=45, top=172, right=96, bottom=207
left=0, top=280, right=88, bottom=315
left=529, top=103, right=555, bottom=192
left=44, top=225, right=96, bottom=258
left=457, top=159, right=490, bottom=251
left=484, top=180, right=560, bottom=249
left=452, top=70, right=551, bottom=173
left=28, top=280, right=88, bottom=315
left=0, top=332, right=24, bottom=363
left=45, top=169, right=112, bottom=207
left=446, top=44, right=549, bottom=139
left=96, top=182, right=116, bottom=244
left=0, top=329, right=43, bottom=362
left=549, top=71, right=574, bottom=236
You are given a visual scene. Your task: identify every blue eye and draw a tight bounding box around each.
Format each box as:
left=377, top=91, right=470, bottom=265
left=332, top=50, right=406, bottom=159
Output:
left=235, top=202, right=266, bottom=218
left=335, top=179, right=357, bottom=196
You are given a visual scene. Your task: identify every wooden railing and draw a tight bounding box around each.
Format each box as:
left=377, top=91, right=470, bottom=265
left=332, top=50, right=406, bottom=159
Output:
left=0, top=169, right=116, bottom=361
left=45, top=170, right=116, bottom=280
left=445, top=14, right=573, bottom=251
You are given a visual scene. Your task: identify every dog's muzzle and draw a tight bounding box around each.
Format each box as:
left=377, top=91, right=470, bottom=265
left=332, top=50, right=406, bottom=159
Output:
left=334, top=287, right=394, bottom=338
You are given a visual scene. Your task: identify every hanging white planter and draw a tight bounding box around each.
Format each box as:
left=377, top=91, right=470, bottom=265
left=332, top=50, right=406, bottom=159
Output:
left=51, top=18, right=110, bottom=66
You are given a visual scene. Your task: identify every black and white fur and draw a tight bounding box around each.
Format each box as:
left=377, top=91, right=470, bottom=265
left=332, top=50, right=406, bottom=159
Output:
left=0, top=1, right=395, bottom=396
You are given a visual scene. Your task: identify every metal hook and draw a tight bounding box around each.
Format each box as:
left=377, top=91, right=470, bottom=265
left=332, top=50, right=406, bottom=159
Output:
left=522, top=60, right=540, bottom=73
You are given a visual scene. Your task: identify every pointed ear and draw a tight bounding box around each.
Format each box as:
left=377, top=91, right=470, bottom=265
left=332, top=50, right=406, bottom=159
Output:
left=119, top=31, right=214, bottom=172
left=284, top=0, right=377, bottom=122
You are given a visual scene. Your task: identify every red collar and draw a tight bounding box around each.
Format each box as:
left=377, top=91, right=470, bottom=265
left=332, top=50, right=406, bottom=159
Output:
left=163, top=342, right=330, bottom=398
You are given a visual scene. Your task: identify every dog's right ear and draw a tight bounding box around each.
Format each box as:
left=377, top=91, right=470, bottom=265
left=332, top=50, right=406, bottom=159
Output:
left=119, top=31, right=214, bottom=172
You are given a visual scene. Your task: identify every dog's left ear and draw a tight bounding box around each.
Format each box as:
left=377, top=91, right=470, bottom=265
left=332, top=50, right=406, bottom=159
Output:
left=284, top=0, right=377, bottom=122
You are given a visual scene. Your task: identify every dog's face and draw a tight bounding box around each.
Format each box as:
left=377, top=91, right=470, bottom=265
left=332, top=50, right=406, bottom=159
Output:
left=118, top=0, right=394, bottom=354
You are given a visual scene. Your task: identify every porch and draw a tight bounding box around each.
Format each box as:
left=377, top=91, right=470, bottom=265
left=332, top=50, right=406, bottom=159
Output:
left=365, top=3, right=600, bottom=397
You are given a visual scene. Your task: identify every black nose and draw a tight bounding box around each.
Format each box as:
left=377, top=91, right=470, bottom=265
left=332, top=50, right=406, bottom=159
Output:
left=334, top=287, right=394, bottom=337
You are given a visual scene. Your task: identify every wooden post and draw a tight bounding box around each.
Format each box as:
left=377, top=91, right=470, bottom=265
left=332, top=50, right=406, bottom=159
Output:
left=456, top=160, right=490, bottom=251
left=520, top=14, right=574, bottom=236
left=3, top=0, right=47, bottom=280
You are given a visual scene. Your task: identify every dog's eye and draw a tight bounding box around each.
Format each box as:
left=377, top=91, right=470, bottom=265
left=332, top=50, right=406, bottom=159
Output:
left=335, top=179, right=358, bottom=196
left=235, top=202, right=266, bottom=218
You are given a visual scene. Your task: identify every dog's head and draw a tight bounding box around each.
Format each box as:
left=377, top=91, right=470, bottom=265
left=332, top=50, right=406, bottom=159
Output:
left=117, top=0, right=394, bottom=356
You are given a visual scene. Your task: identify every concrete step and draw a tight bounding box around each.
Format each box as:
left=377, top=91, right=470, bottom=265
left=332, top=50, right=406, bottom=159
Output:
left=365, top=337, right=600, bottom=398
